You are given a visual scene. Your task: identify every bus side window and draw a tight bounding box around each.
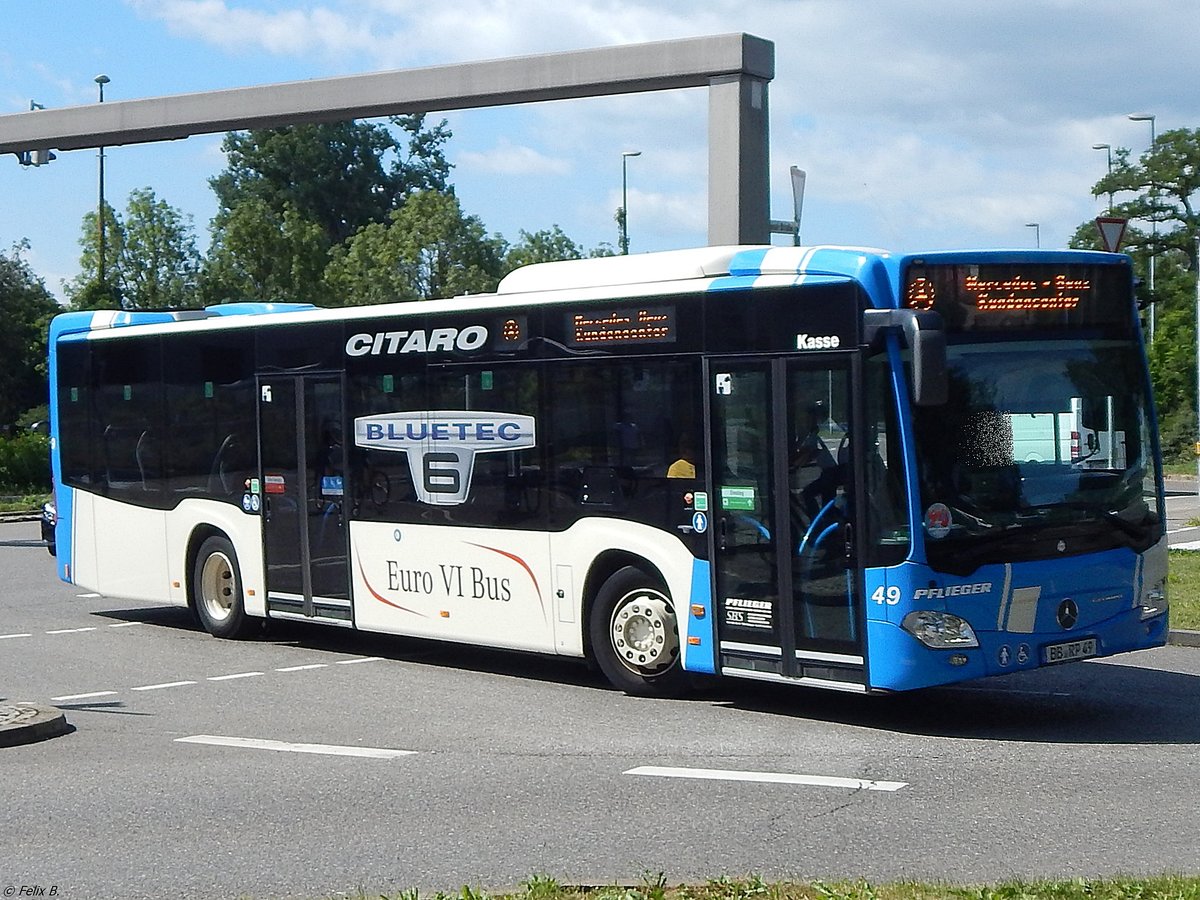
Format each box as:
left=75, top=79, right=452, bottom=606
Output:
left=91, top=335, right=165, bottom=497
left=426, top=365, right=542, bottom=527
left=547, top=358, right=701, bottom=529
left=864, top=355, right=910, bottom=565
left=580, top=466, right=621, bottom=507
left=57, top=342, right=94, bottom=489
left=135, top=428, right=163, bottom=493
left=209, top=434, right=243, bottom=496
left=346, top=370, right=429, bottom=523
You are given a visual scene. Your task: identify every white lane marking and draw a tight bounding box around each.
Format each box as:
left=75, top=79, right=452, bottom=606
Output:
left=175, top=735, right=416, bottom=759
left=624, top=765, right=907, bottom=792
left=108, top=622, right=143, bottom=628
left=76, top=593, right=102, bottom=598
left=131, top=680, right=197, bottom=692
left=51, top=690, right=119, bottom=702
left=22, top=631, right=379, bottom=699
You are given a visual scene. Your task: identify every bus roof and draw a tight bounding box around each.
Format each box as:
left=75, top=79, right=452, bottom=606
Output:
left=50, top=244, right=1132, bottom=342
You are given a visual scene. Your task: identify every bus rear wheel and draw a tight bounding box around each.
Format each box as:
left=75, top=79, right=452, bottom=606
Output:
left=589, top=566, right=687, bottom=697
left=192, top=536, right=256, bottom=640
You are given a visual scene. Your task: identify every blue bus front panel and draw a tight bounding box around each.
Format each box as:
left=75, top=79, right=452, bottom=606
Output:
left=863, top=548, right=1168, bottom=692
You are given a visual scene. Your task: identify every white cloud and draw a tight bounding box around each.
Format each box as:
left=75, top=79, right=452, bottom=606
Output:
left=126, top=0, right=741, bottom=68
left=127, top=0, right=378, bottom=60
left=456, top=139, right=571, bottom=176
left=624, top=187, right=707, bottom=242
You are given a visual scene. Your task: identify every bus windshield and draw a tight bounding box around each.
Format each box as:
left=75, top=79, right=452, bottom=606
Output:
left=912, top=338, right=1161, bottom=574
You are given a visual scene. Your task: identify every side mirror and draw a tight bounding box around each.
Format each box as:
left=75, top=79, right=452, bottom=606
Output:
left=863, top=309, right=948, bottom=406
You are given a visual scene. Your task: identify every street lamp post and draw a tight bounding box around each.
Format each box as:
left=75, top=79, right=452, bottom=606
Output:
left=1092, top=142, right=1113, bottom=213
left=619, top=150, right=641, bottom=255
left=1026, top=222, right=1040, bottom=248
left=1129, top=113, right=1157, bottom=341
left=95, top=74, right=111, bottom=292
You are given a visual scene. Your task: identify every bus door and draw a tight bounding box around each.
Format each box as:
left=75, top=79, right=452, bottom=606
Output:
left=258, top=373, right=352, bottom=626
left=707, top=356, right=865, bottom=688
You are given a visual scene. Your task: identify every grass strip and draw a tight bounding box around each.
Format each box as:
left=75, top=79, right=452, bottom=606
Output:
left=330, top=874, right=1200, bottom=900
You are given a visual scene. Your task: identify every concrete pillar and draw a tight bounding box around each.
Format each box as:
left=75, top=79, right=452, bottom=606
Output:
left=708, top=73, right=771, bottom=246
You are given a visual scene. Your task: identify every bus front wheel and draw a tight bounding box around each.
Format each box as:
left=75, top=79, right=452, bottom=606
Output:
left=589, top=566, right=687, bottom=697
left=192, top=536, right=255, bottom=640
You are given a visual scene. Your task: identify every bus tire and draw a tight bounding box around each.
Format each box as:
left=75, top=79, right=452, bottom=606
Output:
left=192, top=535, right=256, bottom=640
left=589, top=566, right=687, bottom=697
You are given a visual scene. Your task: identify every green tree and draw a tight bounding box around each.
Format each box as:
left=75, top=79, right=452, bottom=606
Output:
left=116, top=188, right=202, bottom=309
left=1074, top=127, right=1200, bottom=460
left=0, top=241, right=60, bottom=426
left=327, top=190, right=506, bottom=305
left=64, top=200, right=124, bottom=310
left=504, top=225, right=584, bottom=273
left=210, top=115, right=453, bottom=248
left=201, top=199, right=331, bottom=305
left=206, top=116, right=453, bottom=305
left=1143, top=258, right=1197, bottom=458
left=1094, top=128, right=1200, bottom=270
left=68, top=277, right=124, bottom=311
left=66, top=189, right=200, bottom=310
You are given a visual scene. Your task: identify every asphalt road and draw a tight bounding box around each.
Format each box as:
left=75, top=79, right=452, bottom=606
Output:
left=1166, top=481, right=1200, bottom=548
left=2, top=518, right=1200, bottom=899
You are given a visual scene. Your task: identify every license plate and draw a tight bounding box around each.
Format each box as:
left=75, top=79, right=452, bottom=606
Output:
left=1043, top=637, right=1098, bottom=664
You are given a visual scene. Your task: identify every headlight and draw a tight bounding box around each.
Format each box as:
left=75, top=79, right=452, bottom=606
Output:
left=902, top=610, right=979, bottom=649
left=1140, top=579, right=1167, bottom=620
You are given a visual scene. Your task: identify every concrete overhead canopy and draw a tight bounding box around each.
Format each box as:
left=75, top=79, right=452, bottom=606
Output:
left=0, top=33, right=774, bottom=246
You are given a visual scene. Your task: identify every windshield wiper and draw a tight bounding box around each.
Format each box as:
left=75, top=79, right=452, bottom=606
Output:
left=1035, top=500, right=1153, bottom=539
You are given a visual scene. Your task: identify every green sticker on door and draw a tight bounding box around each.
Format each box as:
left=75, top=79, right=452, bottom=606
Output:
left=720, top=486, right=756, bottom=510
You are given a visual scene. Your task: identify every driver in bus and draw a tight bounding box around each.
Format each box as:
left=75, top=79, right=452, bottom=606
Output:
left=791, top=401, right=840, bottom=520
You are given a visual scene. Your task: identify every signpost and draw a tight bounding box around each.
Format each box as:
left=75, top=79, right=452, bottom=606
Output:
left=1095, top=216, right=1128, bottom=253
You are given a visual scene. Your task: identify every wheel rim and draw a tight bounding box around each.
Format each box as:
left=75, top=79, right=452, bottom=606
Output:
left=609, top=587, right=679, bottom=676
left=199, top=551, right=237, bottom=623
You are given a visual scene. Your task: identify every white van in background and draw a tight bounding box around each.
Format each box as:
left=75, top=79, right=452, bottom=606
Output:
left=1008, top=397, right=1126, bottom=469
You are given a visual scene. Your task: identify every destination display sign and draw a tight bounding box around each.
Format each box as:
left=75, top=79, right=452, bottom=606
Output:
left=902, top=262, right=1134, bottom=334
left=564, top=306, right=677, bottom=347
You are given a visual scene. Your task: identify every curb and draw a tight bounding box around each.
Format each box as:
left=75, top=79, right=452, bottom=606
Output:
left=0, top=703, right=72, bottom=747
left=0, top=512, right=39, bottom=523
left=1168, top=629, right=1200, bottom=648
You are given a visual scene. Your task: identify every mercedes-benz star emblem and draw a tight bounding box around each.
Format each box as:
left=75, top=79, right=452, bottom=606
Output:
left=1057, top=599, right=1079, bottom=629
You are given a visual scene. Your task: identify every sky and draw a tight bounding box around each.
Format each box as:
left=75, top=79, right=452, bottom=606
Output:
left=1, top=0, right=1197, bottom=301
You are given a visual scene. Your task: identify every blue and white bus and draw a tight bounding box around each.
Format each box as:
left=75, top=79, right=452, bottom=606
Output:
left=47, top=245, right=1168, bottom=695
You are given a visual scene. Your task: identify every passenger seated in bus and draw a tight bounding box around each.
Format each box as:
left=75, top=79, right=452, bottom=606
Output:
left=667, top=435, right=697, bottom=479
